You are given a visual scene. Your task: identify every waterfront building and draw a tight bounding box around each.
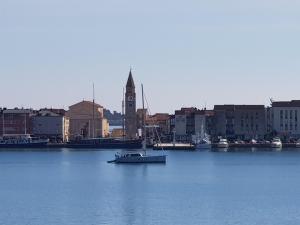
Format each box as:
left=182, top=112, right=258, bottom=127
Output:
left=146, top=113, right=170, bottom=139
left=213, top=105, right=266, bottom=140
left=111, top=128, right=125, bottom=138
left=203, top=110, right=215, bottom=136
left=168, top=114, right=175, bottom=135
left=0, top=108, right=34, bottom=136
left=125, top=70, right=137, bottom=139
left=270, top=100, right=300, bottom=139
left=136, top=108, right=148, bottom=135
left=66, top=101, right=109, bottom=140
left=174, top=108, right=209, bottom=142
left=32, top=109, right=69, bottom=142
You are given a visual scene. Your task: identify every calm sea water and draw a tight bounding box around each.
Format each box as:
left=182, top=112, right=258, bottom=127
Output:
left=1, top=148, right=300, bottom=225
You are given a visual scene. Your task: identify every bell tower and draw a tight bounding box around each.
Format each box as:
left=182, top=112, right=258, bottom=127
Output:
left=125, top=70, right=137, bottom=139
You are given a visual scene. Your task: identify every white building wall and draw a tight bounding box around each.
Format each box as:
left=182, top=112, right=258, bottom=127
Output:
left=272, top=107, right=300, bottom=137
left=33, top=116, right=67, bottom=141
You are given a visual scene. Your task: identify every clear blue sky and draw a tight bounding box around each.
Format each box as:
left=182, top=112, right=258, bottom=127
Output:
left=1, top=0, right=300, bottom=113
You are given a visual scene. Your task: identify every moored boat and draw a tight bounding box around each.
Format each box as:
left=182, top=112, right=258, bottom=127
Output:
left=193, top=126, right=212, bottom=150
left=0, top=134, right=49, bottom=148
left=196, top=137, right=211, bottom=150
left=296, top=140, right=300, bottom=148
left=270, top=138, right=282, bottom=149
left=107, top=151, right=166, bottom=164
left=217, top=138, right=229, bottom=148
left=108, top=82, right=167, bottom=163
left=67, top=138, right=143, bottom=149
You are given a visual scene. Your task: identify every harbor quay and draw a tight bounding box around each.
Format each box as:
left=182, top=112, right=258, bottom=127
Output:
left=1, top=71, right=300, bottom=148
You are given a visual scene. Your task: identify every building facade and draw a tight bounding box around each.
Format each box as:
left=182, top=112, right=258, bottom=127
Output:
left=146, top=113, right=170, bottom=140
left=0, top=108, right=34, bottom=136
left=32, top=109, right=69, bottom=142
left=270, top=100, right=300, bottom=139
left=174, top=108, right=208, bottom=142
left=136, top=108, right=148, bottom=136
left=125, top=70, right=137, bottom=139
left=213, top=105, right=266, bottom=140
left=66, top=101, right=109, bottom=140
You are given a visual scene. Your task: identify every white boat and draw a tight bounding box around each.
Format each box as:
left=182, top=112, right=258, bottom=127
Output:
left=108, top=83, right=167, bottom=164
left=217, top=138, right=229, bottom=148
left=193, top=127, right=212, bottom=150
left=250, top=139, right=257, bottom=144
left=0, top=134, right=49, bottom=148
left=108, top=151, right=166, bottom=164
left=270, top=138, right=282, bottom=148
left=296, top=140, right=300, bottom=148
left=196, top=137, right=212, bottom=149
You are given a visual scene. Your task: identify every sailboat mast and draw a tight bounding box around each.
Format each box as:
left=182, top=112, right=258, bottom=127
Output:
left=92, top=83, right=95, bottom=139
left=141, top=84, right=146, bottom=152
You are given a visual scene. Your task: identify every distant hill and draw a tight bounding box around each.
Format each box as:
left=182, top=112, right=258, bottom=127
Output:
left=104, top=109, right=123, bottom=126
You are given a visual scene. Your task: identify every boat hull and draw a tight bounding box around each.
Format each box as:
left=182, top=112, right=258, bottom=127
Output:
left=0, top=142, right=49, bottom=148
left=270, top=144, right=282, bottom=149
left=153, top=143, right=195, bottom=151
left=111, top=155, right=167, bottom=164
left=68, top=139, right=143, bottom=149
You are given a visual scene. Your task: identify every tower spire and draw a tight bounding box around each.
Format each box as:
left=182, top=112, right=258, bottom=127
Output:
left=126, top=69, right=135, bottom=88
left=125, top=69, right=137, bottom=140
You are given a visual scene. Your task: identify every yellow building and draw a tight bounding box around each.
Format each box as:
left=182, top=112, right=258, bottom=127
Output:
left=111, top=128, right=125, bottom=138
left=66, top=101, right=109, bottom=140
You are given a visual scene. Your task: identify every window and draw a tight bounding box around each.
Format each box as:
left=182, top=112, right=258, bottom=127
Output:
left=285, top=110, right=288, bottom=119
left=280, top=110, right=283, bottom=119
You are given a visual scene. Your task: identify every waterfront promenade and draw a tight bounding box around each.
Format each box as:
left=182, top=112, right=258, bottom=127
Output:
left=1, top=149, right=300, bottom=225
